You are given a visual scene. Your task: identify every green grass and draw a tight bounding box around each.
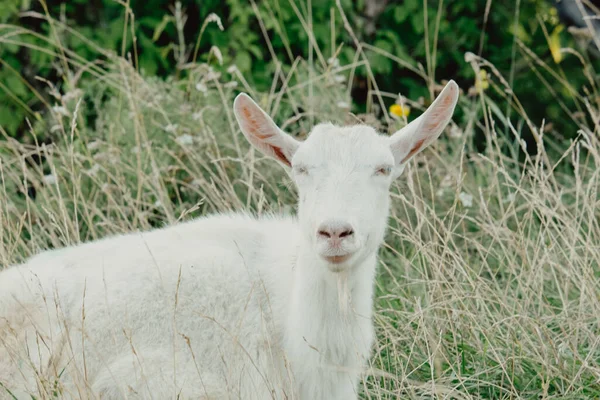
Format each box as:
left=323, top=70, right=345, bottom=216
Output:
left=1, top=2, right=600, bottom=399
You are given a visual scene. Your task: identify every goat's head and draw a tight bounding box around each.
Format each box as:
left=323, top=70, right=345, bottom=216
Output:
left=233, top=81, right=459, bottom=272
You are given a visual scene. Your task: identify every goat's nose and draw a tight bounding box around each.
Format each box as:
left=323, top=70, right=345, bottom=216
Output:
left=317, top=220, right=355, bottom=241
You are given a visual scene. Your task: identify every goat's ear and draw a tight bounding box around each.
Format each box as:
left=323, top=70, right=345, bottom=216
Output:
left=233, top=93, right=300, bottom=167
left=388, top=80, right=459, bottom=178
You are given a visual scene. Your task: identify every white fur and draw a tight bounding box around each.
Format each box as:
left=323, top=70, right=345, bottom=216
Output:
left=0, top=81, right=458, bottom=399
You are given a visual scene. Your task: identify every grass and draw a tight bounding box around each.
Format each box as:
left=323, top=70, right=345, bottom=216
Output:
left=1, top=2, right=600, bottom=399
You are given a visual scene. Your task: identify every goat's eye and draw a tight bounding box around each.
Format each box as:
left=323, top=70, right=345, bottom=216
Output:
left=294, top=165, right=308, bottom=175
left=375, top=166, right=392, bottom=176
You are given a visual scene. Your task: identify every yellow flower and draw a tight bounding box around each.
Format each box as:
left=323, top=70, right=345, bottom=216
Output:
left=548, top=24, right=564, bottom=64
left=389, top=103, right=411, bottom=119
left=475, top=69, right=489, bottom=93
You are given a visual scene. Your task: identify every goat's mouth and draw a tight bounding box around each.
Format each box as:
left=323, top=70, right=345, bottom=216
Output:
left=322, top=254, right=352, bottom=265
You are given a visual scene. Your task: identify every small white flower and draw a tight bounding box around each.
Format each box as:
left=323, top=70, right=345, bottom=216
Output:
left=224, top=81, right=238, bottom=89
left=175, top=134, right=194, bottom=146
left=503, top=192, right=516, bottom=203
left=557, top=341, right=573, bottom=357
left=52, top=105, right=70, bottom=117
left=336, top=101, right=350, bottom=109
left=448, top=125, right=463, bottom=139
left=439, top=174, right=453, bottom=191
left=87, top=141, right=101, bottom=151
left=5, top=201, right=17, bottom=214
left=436, top=175, right=453, bottom=197
left=227, top=65, right=238, bottom=74
left=206, top=70, right=221, bottom=81
left=195, top=82, right=208, bottom=92
left=209, top=46, right=223, bottom=65
left=62, top=89, right=83, bottom=102
left=191, top=179, right=203, bottom=188
left=205, top=67, right=221, bottom=81
left=458, top=191, right=473, bottom=208
left=327, top=57, right=340, bottom=68
left=165, top=124, right=178, bottom=133
left=43, top=174, right=58, bottom=185
left=153, top=200, right=162, bottom=208
left=85, top=164, right=101, bottom=177
left=48, top=87, right=61, bottom=100
left=333, top=74, right=346, bottom=83
left=205, top=13, right=224, bottom=31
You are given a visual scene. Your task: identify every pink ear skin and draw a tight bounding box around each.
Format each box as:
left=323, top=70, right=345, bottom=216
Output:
left=389, top=80, right=459, bottom=167
left=233, top=94, right=298, bottom=167
left=239, top=103, right=273, bottom=140
left=399, top=138, right=426, bottom=165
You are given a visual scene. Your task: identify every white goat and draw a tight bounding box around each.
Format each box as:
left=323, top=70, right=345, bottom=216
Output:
left=0, top=81, right=458, bottom=400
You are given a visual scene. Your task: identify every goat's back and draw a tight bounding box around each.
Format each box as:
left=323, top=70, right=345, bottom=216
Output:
left=0, top=213, right=300, bottom=399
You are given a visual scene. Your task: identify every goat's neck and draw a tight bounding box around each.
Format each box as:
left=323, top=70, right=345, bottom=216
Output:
left=290, top=245, right=377, bottom=328
left=284, top=243, right=377, bottom=386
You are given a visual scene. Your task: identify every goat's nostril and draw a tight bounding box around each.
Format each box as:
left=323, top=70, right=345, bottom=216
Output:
left=318, top=230, right=331, bottom=238
left=339, top=229, right=354, bottom=238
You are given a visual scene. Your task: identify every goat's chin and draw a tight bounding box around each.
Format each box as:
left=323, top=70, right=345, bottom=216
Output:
left=326, top=263, right=349, bottom=273
left=321, top=253, right=356, bottom=272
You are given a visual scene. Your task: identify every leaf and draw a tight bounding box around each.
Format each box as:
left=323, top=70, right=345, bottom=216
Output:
left=248, top=44, right=263, bottom=59
left=5, top=75, right=27, bottom=97
left=509, top=22, right=531, bottom=43
left=0, top=105, right=20, bottom=136
left=370, top=39, right=393, bottom=75
left=487, top=98, right=508, bottom=128
left=159, top=43, right=175, bottom=60
left=235, top=51, right=252, bottom=72
left=393, top=0, right=418, bottom=23
left=548, top=24, right=564, bottom=64
left=393, top=6, right=411, bottom=23
left=410, top=11, right=425, bottom=34
left=0, top=1, right=19, bottom=23
left=2, top=42, right=20, bottom=54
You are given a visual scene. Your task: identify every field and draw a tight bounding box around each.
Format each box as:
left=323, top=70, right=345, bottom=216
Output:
left=1, top=1, right=600, bottom=399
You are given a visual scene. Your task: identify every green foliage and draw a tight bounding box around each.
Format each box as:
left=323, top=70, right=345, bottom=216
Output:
left=1, top=0, right=597, bottom=150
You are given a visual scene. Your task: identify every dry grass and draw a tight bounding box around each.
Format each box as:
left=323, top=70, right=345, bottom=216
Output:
left=1, top=2, right=600, bottom=399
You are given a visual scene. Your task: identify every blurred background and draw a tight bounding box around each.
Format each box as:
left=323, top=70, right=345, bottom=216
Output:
left=1, top=0, right=599, bottom=151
